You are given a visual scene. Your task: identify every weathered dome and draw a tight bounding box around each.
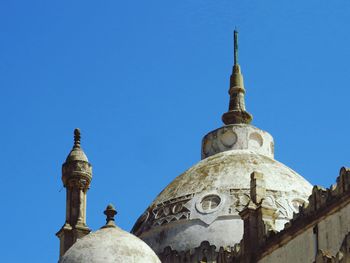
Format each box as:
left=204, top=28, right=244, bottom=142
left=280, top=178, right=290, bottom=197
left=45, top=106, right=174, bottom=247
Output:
left=132, top=125, right=312, bottom=254
left=132, top=32, right=312, bottom=255
left=60, top=203, right=160, bottom=263
left=65, top=128, right=89, bottom=162
left=60, top=225, right=160, bottom=263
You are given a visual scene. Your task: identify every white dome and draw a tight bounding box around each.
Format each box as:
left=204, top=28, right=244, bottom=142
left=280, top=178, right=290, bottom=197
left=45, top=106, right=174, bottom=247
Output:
left=132, top=125, right=312, bottom=254
left=60, top=226, right=160, bottom=263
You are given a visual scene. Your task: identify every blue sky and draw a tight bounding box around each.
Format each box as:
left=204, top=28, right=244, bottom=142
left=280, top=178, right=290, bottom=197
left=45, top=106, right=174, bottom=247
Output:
left=1, top=1, right=350, bottom=262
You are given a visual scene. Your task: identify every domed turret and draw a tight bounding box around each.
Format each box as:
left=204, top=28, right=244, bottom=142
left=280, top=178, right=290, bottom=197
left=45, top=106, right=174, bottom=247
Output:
left=60, top=204, right=161, bottom=263
left=131, top=31, right=313, bottom=255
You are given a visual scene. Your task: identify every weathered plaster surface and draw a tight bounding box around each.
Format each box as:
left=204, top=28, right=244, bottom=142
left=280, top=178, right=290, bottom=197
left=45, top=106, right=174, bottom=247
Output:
left=140, top=217, right=244, bottom=253
left=154, top=150, right=310, bottom=201
left=202, top=124, right=274, bottom=159
left=60, top=227, right=160, bottom=263
left=258, top=190, right=350, bottom=262
left=318, top=201, right=350, bottom=256
left=133, top=148, right=312, bottom=253
left=259, top=227, right=315, bottom=263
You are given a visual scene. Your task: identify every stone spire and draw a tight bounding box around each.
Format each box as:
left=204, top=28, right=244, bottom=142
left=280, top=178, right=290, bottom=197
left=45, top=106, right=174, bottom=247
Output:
left=201, top=31, right=274, bottom=160
left=73, top=128, right=81, bottom=149
left=56, top=128, right=92, bottom=259
left=222, top=30, right=253, bottom=125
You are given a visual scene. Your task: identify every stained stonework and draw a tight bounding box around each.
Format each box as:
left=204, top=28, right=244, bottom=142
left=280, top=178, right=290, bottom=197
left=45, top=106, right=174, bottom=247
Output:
left=132, top=150, right=312, bottom=254
left=59, top=204, right=161, bottom=263
left=201, top=124, right=274, bottom=159
left=159, top=241, right=238, bottom=263
left=256, top=167, right=350, bottom=263
left=315, top=232, right=350, bottom=263
left=54, top=32, right=350, bottom=263
left=153, top=168, right=350, bottom=263
left=56, top=129, right=92, bottom=259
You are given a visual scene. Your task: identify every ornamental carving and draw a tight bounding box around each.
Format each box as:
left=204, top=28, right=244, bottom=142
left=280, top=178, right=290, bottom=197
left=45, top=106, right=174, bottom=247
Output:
left=132, top=194, right=194, bottom=235
left=159, top=241, right=237, bottom=263
left=230, top=188, right=306, bottom=220
left=67, top=178, right=90, bottom=190
left=63, top=161, right=92, bottom=176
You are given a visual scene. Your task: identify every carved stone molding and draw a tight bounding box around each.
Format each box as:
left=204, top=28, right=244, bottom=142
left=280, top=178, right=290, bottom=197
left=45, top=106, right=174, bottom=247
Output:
left=159, top=241, right=237, bottom=263
left=133, top=187, right=309, bottom=236
left=62, top=160, right=92, bottom=187
left=132, top=194, right=194, bottom=235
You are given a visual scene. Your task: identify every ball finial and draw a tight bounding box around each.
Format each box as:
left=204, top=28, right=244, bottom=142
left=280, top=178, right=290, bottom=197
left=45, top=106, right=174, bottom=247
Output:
left=102, top=203, right=117, bottom=228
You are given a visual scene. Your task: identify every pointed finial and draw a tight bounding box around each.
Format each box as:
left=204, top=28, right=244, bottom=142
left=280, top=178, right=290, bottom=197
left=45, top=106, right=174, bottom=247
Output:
left=234, top=29, right=238, bottom=66
left=222, top=30, right=253, bottom=125
left=73, top=128, right=81, bottom=149
left=102, top=203, right=117, bottom=228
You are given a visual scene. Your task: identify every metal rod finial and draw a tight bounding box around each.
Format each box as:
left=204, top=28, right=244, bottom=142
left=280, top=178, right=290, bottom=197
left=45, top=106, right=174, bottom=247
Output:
left=234, top=29, right=238, bottom=65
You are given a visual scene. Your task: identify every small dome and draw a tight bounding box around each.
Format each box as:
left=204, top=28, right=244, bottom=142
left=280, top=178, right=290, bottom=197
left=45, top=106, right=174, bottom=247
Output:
left=65, top=147, right=89, bottom=162
left=65, top=128, right=89, bottom=162
left=60, top=226, right=160, bottom=263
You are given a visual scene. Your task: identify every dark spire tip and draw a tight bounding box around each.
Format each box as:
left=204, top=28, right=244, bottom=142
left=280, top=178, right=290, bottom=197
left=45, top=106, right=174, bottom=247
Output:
left=73, top=128, right=81, bottom=148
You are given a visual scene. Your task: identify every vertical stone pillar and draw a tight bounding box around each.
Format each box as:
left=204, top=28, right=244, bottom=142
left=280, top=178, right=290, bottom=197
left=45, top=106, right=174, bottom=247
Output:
left=239, top=172, right=277, bottom=262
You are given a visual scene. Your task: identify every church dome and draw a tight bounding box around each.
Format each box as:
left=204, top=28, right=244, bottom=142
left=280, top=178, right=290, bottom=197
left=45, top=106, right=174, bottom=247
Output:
left=60, top=204, right=161, bottom=263
left=131, top=128, right=312, bottom=253
left=131, top=31, right=313, bottom=255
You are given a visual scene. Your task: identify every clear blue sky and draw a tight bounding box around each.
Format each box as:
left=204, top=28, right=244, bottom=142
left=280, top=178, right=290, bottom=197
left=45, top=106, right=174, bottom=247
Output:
left=1, top=1, right=350, bottom=262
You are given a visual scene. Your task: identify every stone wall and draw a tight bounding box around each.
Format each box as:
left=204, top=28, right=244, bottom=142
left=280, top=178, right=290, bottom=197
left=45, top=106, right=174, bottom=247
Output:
left=258, top=167, right=350, bottom=263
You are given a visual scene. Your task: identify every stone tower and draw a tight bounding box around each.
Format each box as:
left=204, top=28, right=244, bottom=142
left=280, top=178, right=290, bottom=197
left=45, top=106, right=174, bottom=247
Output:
left=56, top=128, right=92, bottom=259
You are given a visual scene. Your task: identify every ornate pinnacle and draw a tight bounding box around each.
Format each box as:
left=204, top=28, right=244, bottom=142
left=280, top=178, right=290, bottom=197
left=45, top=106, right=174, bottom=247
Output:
left=102, top=203, right=117, bottom=228
left=73, top=128, right=81, bottom=149
left=64, top=128, right=89, bottom=163
left=222, top=30, right=253, bottom=125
